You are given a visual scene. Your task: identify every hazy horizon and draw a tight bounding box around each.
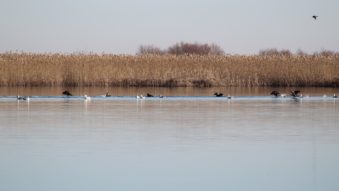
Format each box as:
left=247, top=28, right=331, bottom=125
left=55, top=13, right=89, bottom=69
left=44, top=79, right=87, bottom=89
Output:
left=1, top=0, right=338, bottom=55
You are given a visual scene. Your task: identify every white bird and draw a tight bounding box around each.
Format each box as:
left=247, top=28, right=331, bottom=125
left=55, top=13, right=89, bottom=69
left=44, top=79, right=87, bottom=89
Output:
left=137, top=95, right=145, bottom=99
left=333, top=94, right=338, bottom=98
left=84, top=95, right=91, bottom=101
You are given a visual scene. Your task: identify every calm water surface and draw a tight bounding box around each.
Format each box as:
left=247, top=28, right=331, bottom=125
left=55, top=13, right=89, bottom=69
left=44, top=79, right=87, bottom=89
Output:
left=0, top=87, right=339, bottom=191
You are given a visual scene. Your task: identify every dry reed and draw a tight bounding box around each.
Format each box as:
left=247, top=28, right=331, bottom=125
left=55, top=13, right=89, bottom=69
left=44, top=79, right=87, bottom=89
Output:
left=0, top=53, right=338, bottom=87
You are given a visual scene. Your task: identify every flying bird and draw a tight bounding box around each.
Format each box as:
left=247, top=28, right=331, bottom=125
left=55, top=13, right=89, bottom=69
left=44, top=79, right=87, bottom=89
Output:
left=312, top=15, right=318, bottom=20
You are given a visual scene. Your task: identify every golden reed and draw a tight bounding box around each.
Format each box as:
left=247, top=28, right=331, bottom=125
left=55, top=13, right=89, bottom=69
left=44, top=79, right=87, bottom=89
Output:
left=0, top=53, right=338, bottom=87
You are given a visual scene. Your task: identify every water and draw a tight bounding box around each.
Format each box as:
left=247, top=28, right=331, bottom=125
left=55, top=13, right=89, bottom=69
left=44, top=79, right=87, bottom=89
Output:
left=0, top=88, right=339, bottom=191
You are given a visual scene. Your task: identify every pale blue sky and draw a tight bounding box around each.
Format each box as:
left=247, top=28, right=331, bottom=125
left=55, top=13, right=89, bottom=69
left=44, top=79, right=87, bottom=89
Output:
left=1, top=0, right=338, bottom=54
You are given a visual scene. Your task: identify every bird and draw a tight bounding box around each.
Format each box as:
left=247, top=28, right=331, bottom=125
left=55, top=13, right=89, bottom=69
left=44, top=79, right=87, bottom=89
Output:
left=227, top=95, right=232, bottom=99
left=146, top=93, right=154, bottom=97
left=62, top=90, right=72, bottom=96
left=105, top=92, right=111, bottom=97
left=214, top=92, right=224, bottom=97
left=17, top=95, right=29, bottom=101
left=290, top=90, right=301, bottom=98
left=137, top=95, right=145, bottom=99
left=84, top=95, right=91, bottom=101
left=270, top=90, right=281, bottom=97
left=159, top=95, right=164, bottom=98
left=333, top=94, right=338, bottom=98
left=17, top=95, right=24, bottom=100
left=312, top=15, right=318, bottom=20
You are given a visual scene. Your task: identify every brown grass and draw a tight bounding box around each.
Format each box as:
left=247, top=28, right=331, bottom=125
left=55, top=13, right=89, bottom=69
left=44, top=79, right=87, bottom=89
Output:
left=0, top=53, right=338, bottom=87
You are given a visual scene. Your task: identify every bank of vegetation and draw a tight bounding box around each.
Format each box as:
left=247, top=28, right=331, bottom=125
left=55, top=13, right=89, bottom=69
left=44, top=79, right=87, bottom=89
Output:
left=0, top=44, right=338, bottom=87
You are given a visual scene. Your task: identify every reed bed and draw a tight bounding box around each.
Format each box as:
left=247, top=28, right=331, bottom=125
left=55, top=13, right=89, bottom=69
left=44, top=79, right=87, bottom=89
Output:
left=0, top=53, right=338, bottom=87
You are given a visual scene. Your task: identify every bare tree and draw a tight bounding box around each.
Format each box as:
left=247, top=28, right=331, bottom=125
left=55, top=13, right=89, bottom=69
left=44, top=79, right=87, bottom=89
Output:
left=259, top=48, right=291, bottom=56
left=167, top=42, right=224, bottom=55
left=209, top=43, right=225, bottom=55
left=296, top=49, right=308, bottom=56
left=137, top=45, right=164, bottom=55
left=167, top=43, right=183, bottom=55
left=318, top=50, right=335, bottom=57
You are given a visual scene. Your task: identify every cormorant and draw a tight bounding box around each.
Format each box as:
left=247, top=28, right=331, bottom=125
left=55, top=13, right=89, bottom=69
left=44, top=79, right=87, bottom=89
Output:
left=62, top=90, right=72, bottom=96
left=290, top=90, right=301, bottom=97
left=214, top=92, right=224, bottom=97
left=270, top=90, right=281, bottom=97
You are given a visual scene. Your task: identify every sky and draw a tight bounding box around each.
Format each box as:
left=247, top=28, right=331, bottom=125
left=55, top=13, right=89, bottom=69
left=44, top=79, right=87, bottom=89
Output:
left=0, top=0, right=338, bottom=55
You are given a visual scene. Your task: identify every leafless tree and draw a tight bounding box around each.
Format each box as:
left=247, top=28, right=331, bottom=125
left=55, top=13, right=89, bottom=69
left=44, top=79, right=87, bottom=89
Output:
left=137, top=45, right=164, bottom=55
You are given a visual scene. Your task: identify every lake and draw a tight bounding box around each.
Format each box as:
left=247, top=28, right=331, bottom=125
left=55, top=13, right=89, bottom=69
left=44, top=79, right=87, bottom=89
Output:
left=0, top=87, right=339, bottom=191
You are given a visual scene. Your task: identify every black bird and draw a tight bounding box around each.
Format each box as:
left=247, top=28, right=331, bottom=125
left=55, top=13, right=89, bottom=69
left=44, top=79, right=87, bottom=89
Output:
left=214, top=92, right=224, bottom=97
left=270, top=90, right=281, bottom=97
left=146, top=93, right=154, bottom=97
left=62, top=90, right=72, bottom=96
left=312, top=15, right=318, bottom=20
left=105, top=92, right=111, bottom=97
left=17, top=95, right=29, bottom=101
left=290, top=90, right=301, bottom=97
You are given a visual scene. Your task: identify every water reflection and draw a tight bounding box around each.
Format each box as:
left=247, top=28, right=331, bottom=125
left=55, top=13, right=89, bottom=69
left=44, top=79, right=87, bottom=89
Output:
left=0, top=97, right=338, bottom=191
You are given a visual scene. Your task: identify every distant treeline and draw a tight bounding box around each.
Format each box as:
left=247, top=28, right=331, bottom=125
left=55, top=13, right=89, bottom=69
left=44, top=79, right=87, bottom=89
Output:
left=0, top=52, right=338, bottom=87
left=258, top=48, right=339, bottom=57
left=138, top=42, right=339, bottom=57
left=138, top=42, right=224, bottom=55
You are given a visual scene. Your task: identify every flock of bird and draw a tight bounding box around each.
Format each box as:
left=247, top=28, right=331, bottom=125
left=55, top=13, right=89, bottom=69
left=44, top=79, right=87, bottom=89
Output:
left=61, top=90, right=164, bottom=100
left=15, top=89, right=337, bottom=101
left=270, top=90, right=337, bottom=99
left=58, top=90, right=336, bottom=100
